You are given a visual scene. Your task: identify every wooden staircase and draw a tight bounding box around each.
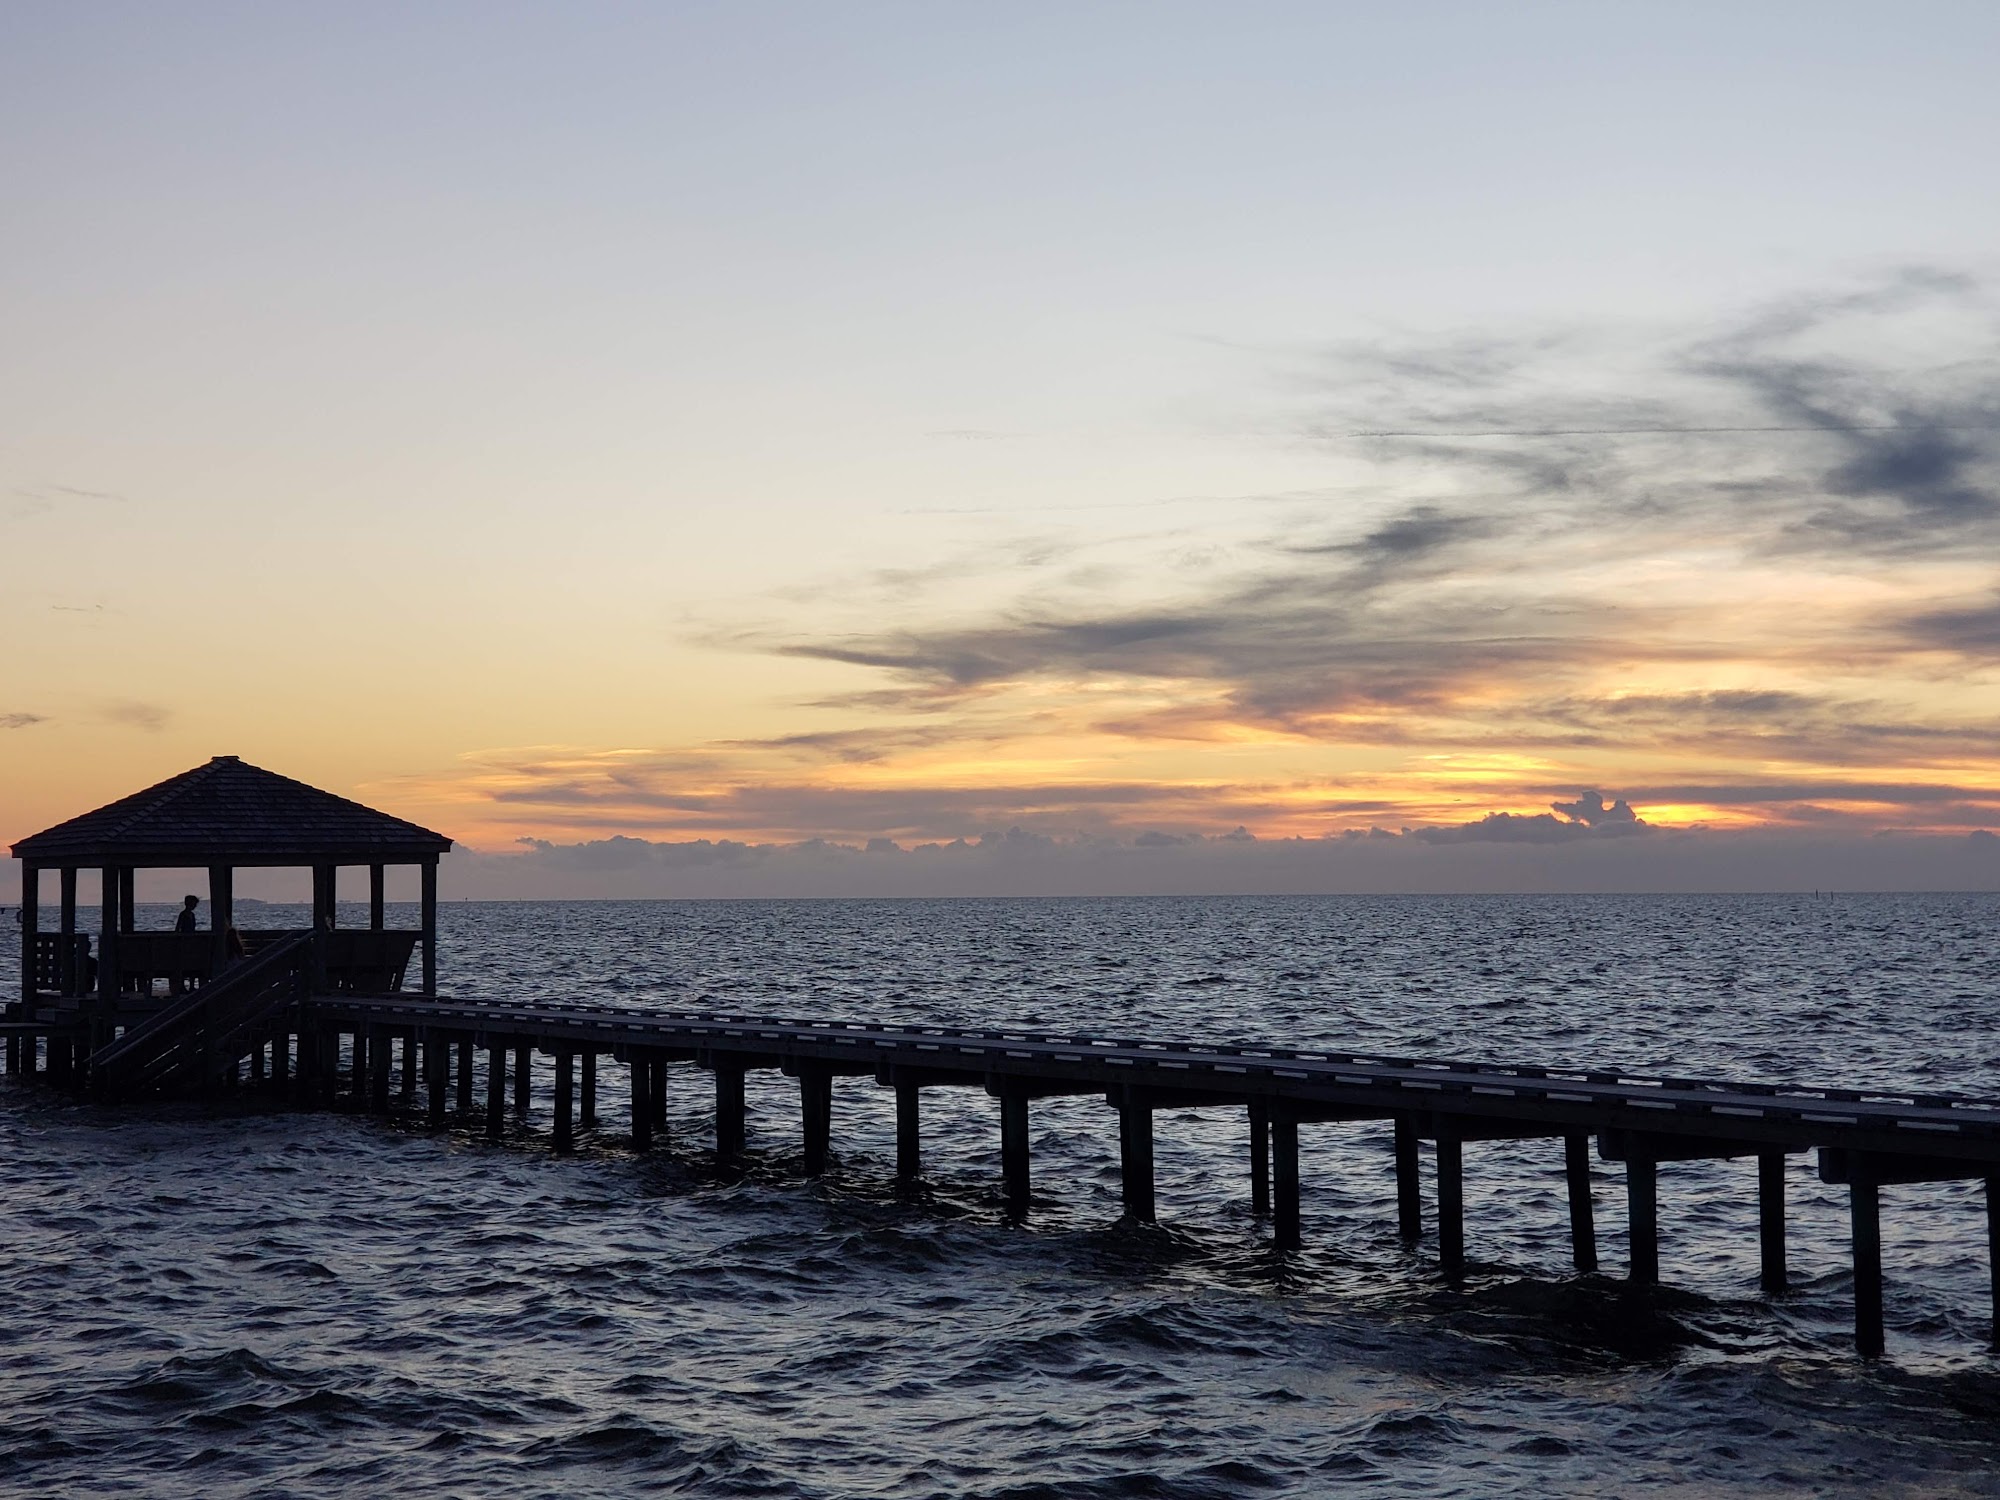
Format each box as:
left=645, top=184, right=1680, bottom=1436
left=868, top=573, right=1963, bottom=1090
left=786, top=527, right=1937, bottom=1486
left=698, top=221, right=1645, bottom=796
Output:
left=90, top=931, right=316, bottom=1099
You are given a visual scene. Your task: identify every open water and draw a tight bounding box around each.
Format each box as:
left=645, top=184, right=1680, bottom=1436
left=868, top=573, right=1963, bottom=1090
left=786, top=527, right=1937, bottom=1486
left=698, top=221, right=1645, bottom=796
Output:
left=3, top=893, right=1998, bottom=1498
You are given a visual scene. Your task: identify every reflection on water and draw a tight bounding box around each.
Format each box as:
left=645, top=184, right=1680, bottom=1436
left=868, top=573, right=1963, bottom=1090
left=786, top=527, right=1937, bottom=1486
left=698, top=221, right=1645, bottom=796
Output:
left=3, top=894, right=1997, bottom=1497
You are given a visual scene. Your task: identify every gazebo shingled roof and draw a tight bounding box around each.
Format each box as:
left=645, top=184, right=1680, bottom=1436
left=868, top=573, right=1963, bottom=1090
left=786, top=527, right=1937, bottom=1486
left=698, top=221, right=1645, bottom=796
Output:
left=11, top=756, right=452, bottom=868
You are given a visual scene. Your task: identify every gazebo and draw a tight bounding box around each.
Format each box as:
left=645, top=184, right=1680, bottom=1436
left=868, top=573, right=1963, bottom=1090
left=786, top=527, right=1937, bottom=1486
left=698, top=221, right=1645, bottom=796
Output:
left=13, top=756, right=452, bottom=1022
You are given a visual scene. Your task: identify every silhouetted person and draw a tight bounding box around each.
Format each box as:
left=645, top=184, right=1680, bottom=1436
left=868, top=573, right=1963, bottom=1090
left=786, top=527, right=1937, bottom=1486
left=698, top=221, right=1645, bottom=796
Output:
left=172, top=893, right=202, bottom=993
left=225, top=925, right=248, bottom=963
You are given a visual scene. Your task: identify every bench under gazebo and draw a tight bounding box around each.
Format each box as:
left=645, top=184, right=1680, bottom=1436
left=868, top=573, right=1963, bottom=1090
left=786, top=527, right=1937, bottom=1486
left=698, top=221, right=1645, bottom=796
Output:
left=12, top=756, right=452, bottom=1049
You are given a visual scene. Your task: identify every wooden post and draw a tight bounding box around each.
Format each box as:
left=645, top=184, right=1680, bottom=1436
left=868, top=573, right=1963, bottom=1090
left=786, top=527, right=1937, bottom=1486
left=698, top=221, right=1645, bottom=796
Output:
left=580, top=1050, right=597, bottom=1128
left=1851, top=1174, right=1884, bottom=1356
left=19, top=862, right=38, bottom=1012
left=486, top=1043, right=506, bottom=1141
left=370, top=1030, right=392, bottom=1113
left=57, top=866, right=77, bottom=997
left=1759, top=1150, right=1788, bottom=1294
left=369, top=864, right=386, bottom=930
left=401, top=1033, right=416, bottom=1094
left=1565, top=1133, right=1598, bottom=1273
left=1395, top=1114, right=1421, bottom=1240
left=649, top=1050, right=667, bottom=1129
left=1000, top=1084, right=1030, bottom=1223
left=312, top=864, right=334, bottom=931
left=1436, top=1125, right=1465, bottom=1278
left=630, top=1055, right=652, bottom=1151
left=249, top=1041, right=265, bottom=1086
left=98, top=866, right=120, bottom=1006
left=208, top=865, right=233, bottom=980
left=799, top=1066, right=832, bottom=1175
left=427, top=1034, right=449, bottom=1126
left=895, top=1078, right=920, bottom=1183
left=553, top=1049, right=575, bottom=1152
left=419, top=858, right=438, bottom=996
left=1248, top=1099, right=1270, bottom=1217
left=1272, top=1108, right=1301, bottom=1250
left=456, top=1037, right=474, bottom=1113
left=270, top=1030, right=288, bottom=1093
left=513, top=1043, right=531, bottom=1111
left=1986, top=1175, right=1998, bottom=1350
left=1117, top=1089, right=1156, bottom=1223
left=118, top=866, right=135, bottom=935
left=1627, top=1153, right=1659, bottom=1286
left=714, top=1061, right=746, bottom=1159
left=349, top=1031, right=367, bottom=1108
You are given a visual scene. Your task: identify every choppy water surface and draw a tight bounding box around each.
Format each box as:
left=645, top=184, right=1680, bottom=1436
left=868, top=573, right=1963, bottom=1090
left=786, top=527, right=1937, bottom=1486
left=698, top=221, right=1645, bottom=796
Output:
left=4, top=893, right=1999, bottom=1498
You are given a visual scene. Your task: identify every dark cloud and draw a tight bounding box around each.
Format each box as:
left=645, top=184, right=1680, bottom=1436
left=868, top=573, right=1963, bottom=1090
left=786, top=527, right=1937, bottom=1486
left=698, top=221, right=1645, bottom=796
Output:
left=1896, top=595, right=2000, bottom=657
left=0, top=712, right=46, bottom=730
left=1412, top=790, right=1650, bottom=845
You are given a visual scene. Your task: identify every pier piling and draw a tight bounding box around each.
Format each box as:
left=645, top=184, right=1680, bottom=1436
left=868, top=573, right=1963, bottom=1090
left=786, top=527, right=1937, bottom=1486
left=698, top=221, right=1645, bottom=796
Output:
left=800, top=1066, right=832, bottom=1175
left=1272, top=1109, right=1301, bottom=1250
left=1759, top=1151, right=1788, bottom=1293
left=553, top=1048, right=575, bottom=1152
left=630, top=1055, right=652, bottom=1151
left=1627, top=1153, right=1660, bottom=1286
left=456, top=1037, right=473, bottom=1114
left=426, top=1034, right=448, bottom=1127
left=1249, top=1100, right=1270, bottom=1217
left=714, top=1061, right=746, bottom=1160
left=580, top=1051, right=597, bottom=1130
left=1565, top=1133, right=1598, bottom=1273
left=371, top=1031, right=393, bottom=1114
left=1436, top=1127, right=1465, bottom=1277
left=648, top=1050, right=668, bottom=1131
left=1000, top=1085, right=1031, bottom=1222
left=1116, top=1088, right=1156, bottom=1223
left=513, top=1044, right=530, bottom=1112
left=1851, top=1174, right=1885, bottom=1357
left=895, top=1078, right=921, bottom=1183
left=486, top=1043, right=506, bottom=1140
left=1395, top=1115, right=1422, bottom=1241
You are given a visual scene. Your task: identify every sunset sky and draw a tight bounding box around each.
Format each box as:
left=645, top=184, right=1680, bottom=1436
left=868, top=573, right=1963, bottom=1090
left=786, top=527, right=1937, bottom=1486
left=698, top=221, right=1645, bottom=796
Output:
left=6, top=4, right=2000, bottom=896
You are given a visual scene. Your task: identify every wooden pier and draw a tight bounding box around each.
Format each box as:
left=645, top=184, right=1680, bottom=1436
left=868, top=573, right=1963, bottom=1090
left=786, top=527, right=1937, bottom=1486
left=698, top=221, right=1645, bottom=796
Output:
left=14, top=978, right=1995, bottom=1358
left=12, top=759, right=2000, bottom=1360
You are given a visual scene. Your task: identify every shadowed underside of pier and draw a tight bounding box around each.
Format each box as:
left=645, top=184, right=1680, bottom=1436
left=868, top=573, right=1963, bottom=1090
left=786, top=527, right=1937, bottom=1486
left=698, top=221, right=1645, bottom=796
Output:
left=10, top=990, right=1999, bottom=1359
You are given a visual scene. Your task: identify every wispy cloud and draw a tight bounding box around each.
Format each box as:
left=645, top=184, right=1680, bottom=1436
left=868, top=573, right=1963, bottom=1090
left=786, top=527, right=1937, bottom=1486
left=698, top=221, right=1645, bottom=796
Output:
left=0, top=712, right=46, bottom=730
left=100, top=700, right=169, bottom=732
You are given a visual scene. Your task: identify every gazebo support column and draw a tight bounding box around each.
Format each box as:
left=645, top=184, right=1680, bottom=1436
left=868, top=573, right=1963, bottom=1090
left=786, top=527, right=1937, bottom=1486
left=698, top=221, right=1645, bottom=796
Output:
left=369, top=864, right=385, bottom=930
left=98, top=866, right=121, bottom=1007
left=58, top=867, right=78, bottom=996
left=208, top=866, right=233, bottom=977
left=118, top=867, right=136, bottom=937
left=420, top=859, right=438, bottom=996
left=312, top=864, right=335, bottom=930
left=18, top=862, right=38, bottom=1013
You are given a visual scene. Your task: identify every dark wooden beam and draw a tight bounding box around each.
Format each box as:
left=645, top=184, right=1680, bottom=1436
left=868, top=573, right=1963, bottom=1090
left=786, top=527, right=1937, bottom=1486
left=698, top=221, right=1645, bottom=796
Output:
left=999, top=1083, right=1031, bottom=1223
left=1566, top=1132, right=1598, bottom=1274
left=1249, top=1099, right=1270, bottom=1218
left=553, top=1048, right=575, bottom=1152
left=896, top=1077, right=921, bottom=1184
left=1116, top=1087, right=1156, bottom=1223
left=1395, top=1114, right=1421, bottom=1240
left=799, top=1065, right=832, bottom=1176
left=1759, top=1150, right=1788, bottom=1294
left=419, top=859, right=438, bottom=996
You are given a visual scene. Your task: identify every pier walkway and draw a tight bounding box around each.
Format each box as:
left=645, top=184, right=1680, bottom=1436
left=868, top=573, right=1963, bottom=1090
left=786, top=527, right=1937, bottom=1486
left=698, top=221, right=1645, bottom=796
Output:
left=17, top=981, right=1994, bottom=1358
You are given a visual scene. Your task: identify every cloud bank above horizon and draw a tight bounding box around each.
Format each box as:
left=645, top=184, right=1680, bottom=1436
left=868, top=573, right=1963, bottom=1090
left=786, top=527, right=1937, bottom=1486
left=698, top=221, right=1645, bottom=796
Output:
left=382, top=273, right=2000, bottom=880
